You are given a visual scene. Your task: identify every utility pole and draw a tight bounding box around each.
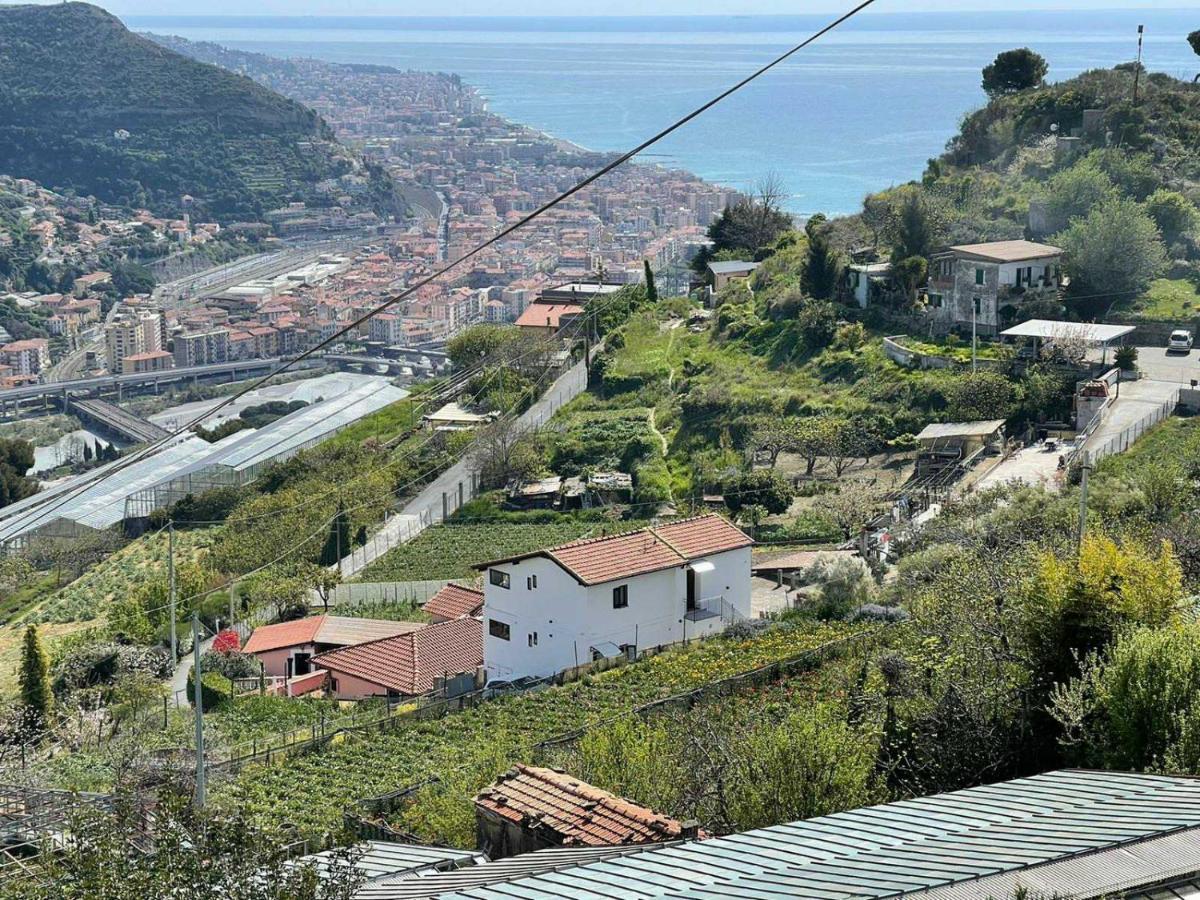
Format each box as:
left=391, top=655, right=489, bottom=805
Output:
left=1132, top=25, right=1145, bottom=106
left=971, top=301, right=978, bottom=373
left=191, top=613, right=206, bottom=809
left=1076, top=454, right=1092, bottom=553
left=168, top=520, right=177, bottom=663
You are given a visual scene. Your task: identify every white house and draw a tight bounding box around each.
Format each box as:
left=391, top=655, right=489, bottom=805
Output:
left=477, top=514, right=753, bottom=682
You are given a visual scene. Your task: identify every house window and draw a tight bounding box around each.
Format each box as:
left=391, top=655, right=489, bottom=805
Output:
left=974, top=268, right=985, bottom=286
left=973, top=297, right=982, bottom=316
left=489, top=569, right=510, bottom=589
left=929, top=293, right=943, bottom=309
left=526, top=574, right=537, bottom=590
left=488, top=619, right=511, bottom=641
left=527, top=631, right=539, bottom=647
left=613, top=585, right=629, bottom=609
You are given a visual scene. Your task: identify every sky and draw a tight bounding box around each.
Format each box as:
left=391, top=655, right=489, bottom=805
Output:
left=16, top=0, right=1189, bottom=15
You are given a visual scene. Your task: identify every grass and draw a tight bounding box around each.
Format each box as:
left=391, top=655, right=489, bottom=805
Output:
left=895, top=335, right=1011, bottom=363
left=1123, top=278, right=1200, bottom=321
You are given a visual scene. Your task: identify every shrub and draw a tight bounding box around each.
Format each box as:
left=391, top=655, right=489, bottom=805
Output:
left=187, top=669, right=234, bottom=712
left=1114, top=345, right=1138, bottom=370
left=200, top=650, right=260, bottom=682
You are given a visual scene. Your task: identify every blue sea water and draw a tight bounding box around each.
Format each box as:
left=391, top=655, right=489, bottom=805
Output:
left=126, top=10, right=1200, bottom=215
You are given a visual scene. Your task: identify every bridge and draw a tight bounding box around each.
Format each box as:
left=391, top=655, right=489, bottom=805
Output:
left=68, top=398, right=170, bottom=445
left=326, top=351, right=448, bottom=377
left=0, top=358, right=322, bottom=417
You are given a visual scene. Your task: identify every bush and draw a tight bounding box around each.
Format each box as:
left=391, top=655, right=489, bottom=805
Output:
left=1114, top=345, right=1138, bottom=370
left=187, top=668, right=234, bottom=712
left=200, top=650, right=260, bottom=682
left=52, top=642, right=172, bottom=696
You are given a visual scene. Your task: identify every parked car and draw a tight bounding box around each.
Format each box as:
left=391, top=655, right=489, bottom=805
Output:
left=1167, top=330, right=1194, bottom=353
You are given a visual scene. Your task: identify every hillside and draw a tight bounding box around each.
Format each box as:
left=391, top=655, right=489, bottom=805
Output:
left=840, top=59, right=1200, bottom=319
left=0, top=2, right=368, bottom=221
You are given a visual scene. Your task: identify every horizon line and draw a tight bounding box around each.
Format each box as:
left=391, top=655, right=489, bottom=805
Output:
left=120, top=7, right=1194, bottom=18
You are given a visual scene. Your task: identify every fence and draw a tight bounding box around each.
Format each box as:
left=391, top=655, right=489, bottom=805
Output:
left=1081, top=388, right=1180, bottom=466
left=324, top=580, right=453, bottom=607
left=337, top=352, right=592, bottom=578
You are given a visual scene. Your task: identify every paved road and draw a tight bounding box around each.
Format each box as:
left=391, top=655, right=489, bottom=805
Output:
left=976, top=443, right=1065, bottom=492
left=337, top=355, right=591, bottom=578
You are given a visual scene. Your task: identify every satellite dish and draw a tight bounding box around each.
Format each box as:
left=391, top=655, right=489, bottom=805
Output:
left=1050, top=123, right=1059, bottom=134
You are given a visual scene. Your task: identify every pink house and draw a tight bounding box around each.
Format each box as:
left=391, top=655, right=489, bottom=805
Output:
left=242, top=615, right=424, bottom=679
left=314, top=616, right=483, bottom=700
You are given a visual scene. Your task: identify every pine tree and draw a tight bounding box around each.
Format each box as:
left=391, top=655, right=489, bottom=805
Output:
left=643, top=259, right=658, bottom=302
left=18, top=623, right=52, bottom=729
left=802, top=214, right=842, bottom=300
left=892, top=192, right=933, bottom=262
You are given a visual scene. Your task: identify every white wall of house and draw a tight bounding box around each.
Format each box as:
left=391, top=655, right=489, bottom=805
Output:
left=481, top=547, right=751, bottom=682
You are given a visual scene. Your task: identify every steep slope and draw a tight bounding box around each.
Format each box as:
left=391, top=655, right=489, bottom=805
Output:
left=0, top=2, right=359, bottom=221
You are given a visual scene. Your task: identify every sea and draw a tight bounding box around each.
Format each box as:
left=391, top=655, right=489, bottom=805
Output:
left=125, top=10, right=1200, bottom=216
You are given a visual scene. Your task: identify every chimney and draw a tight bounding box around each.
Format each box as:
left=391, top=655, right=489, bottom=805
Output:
left=680, top=820, right=701, bottom=840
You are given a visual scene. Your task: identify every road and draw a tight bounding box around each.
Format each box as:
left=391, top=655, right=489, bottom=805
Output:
left=336, top=354, right=592, bottom=578
left=978, top=346, right=1191, bottom=490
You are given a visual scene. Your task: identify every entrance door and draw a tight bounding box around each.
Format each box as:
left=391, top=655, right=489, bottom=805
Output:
left=293, top=653, right=312, bottom=676
left=686, top=567, right=697, bottom=612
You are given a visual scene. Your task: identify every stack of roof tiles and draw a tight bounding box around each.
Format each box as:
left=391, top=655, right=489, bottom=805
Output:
left=480, top=514, right=752, bottom=586
left=475, top=764, right=694, bottom=847
left=314, top=616, right=482, bottom=696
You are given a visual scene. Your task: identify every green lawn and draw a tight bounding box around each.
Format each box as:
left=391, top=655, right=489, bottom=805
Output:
left=1124, top=278, right=1200, bottom=321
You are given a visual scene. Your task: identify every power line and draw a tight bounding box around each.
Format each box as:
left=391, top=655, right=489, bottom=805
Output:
left=0, top=0, right=876, bottom=544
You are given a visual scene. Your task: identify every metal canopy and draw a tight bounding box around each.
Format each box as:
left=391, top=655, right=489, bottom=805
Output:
left=999, top=319, right=1136, bottom=345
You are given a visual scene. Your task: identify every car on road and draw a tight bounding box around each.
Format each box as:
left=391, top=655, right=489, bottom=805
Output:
left=1167, top=329, right=1194, bottom=353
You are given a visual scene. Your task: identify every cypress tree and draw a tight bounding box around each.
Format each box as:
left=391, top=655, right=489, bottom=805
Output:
left=643, top=259, right=658, bottom=302
left=18, top=623, right=52, bottom=729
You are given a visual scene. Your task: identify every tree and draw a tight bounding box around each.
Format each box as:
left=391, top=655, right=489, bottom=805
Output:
left=296, top=561, right=341, bottom=611
left=750, top=417, right=798, bottom=467
left=18, top=624, right=52, bottom=730
left=724, top=468, right=795, bottom=516
left=944, top=371, right=1016, bottom=422
left=793, top=416, right=832, bottom=476
left=1190, top=30, right=1200, bottom=81
left=1056, top=198, right=1167, bottom=315
left=0, top=792, right=365, bottom=900
left=891, top=192, right=933, bottom=263
left=816, top=480, right=883, bottom=542
left=822, top=417, right=875, bottom=479
left=802, top=215, right=841, bottom=300
left=981, top=48, right=1048, bottom=98
left=892, top=256, right=927, bottom=307
left=643, top=259, right=658, bottom=303
left=691, top=174, right=792, bottom=274
left=796, top=297, right=838, bottom=350
left=446, top=324, right=508, bottom=371
left=471, top=418, right=544, bottom=489
left=0, top=438, right=37, bottom=510
left=1144, top=189, right=1199, bottom=248
left=1041, top=161, right=1118, bottom=232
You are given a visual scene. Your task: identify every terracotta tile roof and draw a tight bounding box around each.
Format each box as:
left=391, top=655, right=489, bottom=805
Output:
left=475, top=764, right=694, bottom=846
left=314, top=617, right=482, bottom=696
left=653, top=515, right=754, bottom=558
left=514, top=302, right=583, bottom=329
left=423, top=583, right=484, bottom=620
left=476, top=515, right=751, bottom=586
left=243, top=616, right=325, bottom=654
left=242, top=615, right=420, bottom=654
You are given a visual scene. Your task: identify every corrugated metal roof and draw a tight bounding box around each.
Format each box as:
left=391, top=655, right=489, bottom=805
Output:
left=298, top=841, right=482, bottom=884
left=915, top=420, right=1006, bottom=442
left=424, top=770, right=1200, bottom=900
left=909, top=826, right=1200, bottom=900
left=356, top=844, right=675, bottom=899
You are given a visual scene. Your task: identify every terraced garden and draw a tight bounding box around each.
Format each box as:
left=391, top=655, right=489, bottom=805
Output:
left=215, top=619, right=872, bottom=842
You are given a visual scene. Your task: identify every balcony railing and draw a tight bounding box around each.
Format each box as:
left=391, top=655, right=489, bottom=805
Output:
left=685, top=594, right=744, bottom=624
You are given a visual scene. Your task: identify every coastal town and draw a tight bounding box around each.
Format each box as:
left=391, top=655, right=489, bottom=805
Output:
left=3, top=2, right=1200, bottom=898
